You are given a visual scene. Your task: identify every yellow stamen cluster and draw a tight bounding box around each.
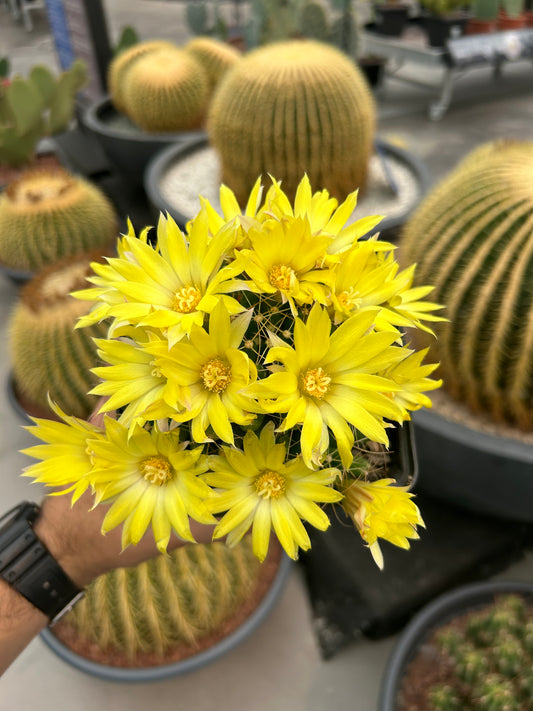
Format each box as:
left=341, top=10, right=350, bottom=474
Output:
left=337, top=287, right=362, bottom=311
left=302, top=367, right=331, bottom=399
left=269, top=264, right=295, bottom=291
left=140, top=455, right=173, bottom=485
left=173, top=285, right=202, bottom=313
left=254, top=470, right=286, bottom=499
left=201, top=358, right=232, bottom=392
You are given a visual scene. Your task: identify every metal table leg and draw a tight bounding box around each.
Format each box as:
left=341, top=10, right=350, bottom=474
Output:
left=428, top=67, right=455, bottom=121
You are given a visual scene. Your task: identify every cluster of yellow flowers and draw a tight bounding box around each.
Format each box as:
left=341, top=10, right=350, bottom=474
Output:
left=23, top=175, right=442, bottom=567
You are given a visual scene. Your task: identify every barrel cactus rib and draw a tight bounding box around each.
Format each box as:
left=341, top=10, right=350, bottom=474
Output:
left=208, top=40, right=375, bottom=204
left=400, top=139, right=533, bottom=428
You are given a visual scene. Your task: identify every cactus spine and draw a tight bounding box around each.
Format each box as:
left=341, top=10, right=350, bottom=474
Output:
left=430, top=594, right=533, bottom=711
left=121, top=48, right=209, bottom=132
left=0, top=167, right=118, bottom=272
left=9, top=251, right=110, bottom=419
left=61, top=539, right=264, bottom=661
left=107, top=40, right=175, bottom=114
left=207, top=40, right=375, bottom=204
left=185, top=37, right=241, bottom=94
left=399, top=140, right=533, bottom=429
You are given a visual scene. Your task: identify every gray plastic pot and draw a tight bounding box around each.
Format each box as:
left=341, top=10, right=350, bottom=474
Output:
left=143, top=137, right=430, bottom=234
left=378, top=580, right=533, bottom=711
left=40, top=552, right=292, bottom=682
left=412, top=407, right=533, bottom=522
left=81, top=96, right=206, bottom=193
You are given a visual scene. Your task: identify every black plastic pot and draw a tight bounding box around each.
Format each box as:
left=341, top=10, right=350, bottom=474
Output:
left=81, top=96, right=206, bottom=194
left=422, top=12, right=470, bottom=47
left=41, top=552, right=292, bottom=682
left=358, top=56, right=386, bottom=87
left=412, top=407, right=533, bottom=522
left=144, top=137, right=430, bottom=237
left=378, top=580, right=533, bottom=711
left=372, top=4, right=410, bottom=36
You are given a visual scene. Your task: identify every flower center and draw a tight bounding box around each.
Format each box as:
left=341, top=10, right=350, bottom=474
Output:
left=302, top=367, right=331, bottom=399
left=173, top=285, right=202, bottom=313
left=337, top=287, right=362, bottom=311
left=254, top=470, right=286, bottom=499
left=140, top=456, right=173, bottom=485
left=150, top=360, right=164, bottom=378
left=268, top=263, right=296, bottom=291
left=201, top=358, right=232, bottom=393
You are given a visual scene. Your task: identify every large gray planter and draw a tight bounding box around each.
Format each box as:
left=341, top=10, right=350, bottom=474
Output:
left=40, top=552, right=292, bottom=682
left=412, top=407, right=533, bottom=522
left=378, top=580, right=533, bottom=711
left=82, top=96, right=206, bottom=193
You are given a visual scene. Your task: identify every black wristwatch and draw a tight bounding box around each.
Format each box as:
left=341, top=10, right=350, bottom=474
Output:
left=0, top=502, right=85, bottom=626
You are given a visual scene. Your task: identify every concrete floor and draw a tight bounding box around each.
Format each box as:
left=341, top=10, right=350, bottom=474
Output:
left=1, top=2, right=533, bottom=709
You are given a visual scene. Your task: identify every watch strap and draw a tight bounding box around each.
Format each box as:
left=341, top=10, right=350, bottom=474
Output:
left=0, top=502, right=84, bottom=624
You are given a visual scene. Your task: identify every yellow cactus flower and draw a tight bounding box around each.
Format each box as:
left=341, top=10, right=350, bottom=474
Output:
left=146, top=301, right=257, bottom=445
left=385, top=348, right=442, bottom=418
left=204, top=422, right=342, bottom=561
left=89, top=419, right=216, bottom=552
left=200, top=176, right=264, bottom=248
left=341, top=477, right=424, bottom=569
left=244, top=304, right=405, bottom=469
left=74, top=209, right=245, bottom=347
left=21, top=402, right=104, bottom=502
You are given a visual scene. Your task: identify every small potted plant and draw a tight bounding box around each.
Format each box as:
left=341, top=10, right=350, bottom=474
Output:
left=379, top=580, right=533, bottom=710
left=497, top=0, right=526, bottom=29
left=419, top=0, right=472, bottom=47
left=0, top=58, right=88, bottom=189
left=22, top=173, right=442, bottom=675
left=371, top=0, right=410, bottom=37
left=465, top=0, right=499, bottom=32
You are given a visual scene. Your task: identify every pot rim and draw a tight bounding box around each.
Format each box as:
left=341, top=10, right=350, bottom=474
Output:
left=378, top=579, right=533, bottom=711
left=412, top=406, right=533, bottom=463
left=81, top=95, right=206, bottom=144
left=143, top=137, right=431, bottom=233
left=40, top=552, right=293, bottom=682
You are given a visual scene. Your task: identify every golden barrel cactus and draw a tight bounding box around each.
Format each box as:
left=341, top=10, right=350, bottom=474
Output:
left=57, top=538, right=273, bottom=663
left=207, top=39, right=376, bottom=204
left=107, top=39, right=175, bottom=114
left=121, top=47, right=209, bottom=132
left=0, top=167, right=118, bottom=272
left=9, top=251, right=110, bottom=419
left=399, top=140, right=533, bottom=429
left=185, top=36, right=241, bottom=94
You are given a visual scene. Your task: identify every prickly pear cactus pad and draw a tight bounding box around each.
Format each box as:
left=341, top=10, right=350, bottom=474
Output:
left=0, top=167, right=118, bottom=272
left=185, top=36, right=241, bottom=94
left=399, top=140, right=533, bottom=429
left=207, top=40, right=376, bottom=204
left=121, top=47, right=209, bottom=132
left=9, top=251, right=110, bottom=419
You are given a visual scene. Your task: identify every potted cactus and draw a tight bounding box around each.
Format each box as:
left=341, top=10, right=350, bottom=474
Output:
left=379, top=581, right=533, bottom=711
left=83, top=38, right=240, bottom=194
left=0, top=59, right=88, bottom=188
left=398, top=139, right=533, bottom=523
left=465, top=0, right=499, bottom=32
left=418, top=0, right=472, bottom=47
left=371, top=0, right=410, bottom=37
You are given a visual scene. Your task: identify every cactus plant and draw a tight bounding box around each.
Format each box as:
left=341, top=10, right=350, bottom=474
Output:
left=0, top=167, right=118, bottom=273
left=185, top=36, right=241, bottom=94
left=56, top=537, right=271, bottom=663
left=120, top=47, right=209, bottom=132
left=399, top=140, right=533, bottom=430
left=9, top=250, right=110, bottom=419
left=0, top=60, right=87, bottom=168
left=107, top=39, right=175, bottom=115
left=423, top=594, right=533, bottom=711
left=207, top=39, right=375, bottom=204
left=299, top=0, right=331, bottom=41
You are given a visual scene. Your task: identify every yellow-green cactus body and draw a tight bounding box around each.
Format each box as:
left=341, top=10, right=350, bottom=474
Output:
left=207, top=39, right=376, bottom=204
left=0, top=168, right=118, bottom=272
left=121, top=48, right=209, bottom=132
left=400, top=140, right=533, bottom=429
left=108, top=40, right=175, bottom=114
left=62, top=539, right=264, bottom=661
left=9, top=251, right=110, bottom=419
left=185, top=36, right=241, bottom=94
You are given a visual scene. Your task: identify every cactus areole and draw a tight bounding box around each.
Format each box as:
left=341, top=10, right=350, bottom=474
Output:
left=207, top=39, right=376, bottom=204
